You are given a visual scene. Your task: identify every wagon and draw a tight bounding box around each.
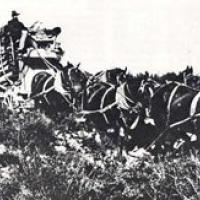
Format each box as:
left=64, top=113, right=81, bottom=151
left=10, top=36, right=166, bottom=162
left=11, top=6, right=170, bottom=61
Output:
left=0, top=22, right=64, bottom=111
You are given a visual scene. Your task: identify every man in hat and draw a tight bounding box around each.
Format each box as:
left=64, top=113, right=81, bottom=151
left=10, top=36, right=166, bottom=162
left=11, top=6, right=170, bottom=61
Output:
left=6, top=11, right=28, bottom=84
left=7, top=10, right=28, bottom=51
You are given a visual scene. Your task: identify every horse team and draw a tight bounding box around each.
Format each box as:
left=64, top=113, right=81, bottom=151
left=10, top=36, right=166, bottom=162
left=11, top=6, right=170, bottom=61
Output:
left=1, top=16, right=199, bottom=156
left=24, top=63, right=200, bottom=155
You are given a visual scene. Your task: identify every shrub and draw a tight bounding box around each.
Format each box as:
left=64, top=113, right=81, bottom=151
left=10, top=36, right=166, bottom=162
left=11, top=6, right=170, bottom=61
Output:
left=0, top=109, right=200, bottom=199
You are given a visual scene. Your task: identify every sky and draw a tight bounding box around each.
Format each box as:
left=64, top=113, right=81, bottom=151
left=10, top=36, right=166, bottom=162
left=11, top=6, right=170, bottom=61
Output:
left=1, top=0, right=200, bottom=75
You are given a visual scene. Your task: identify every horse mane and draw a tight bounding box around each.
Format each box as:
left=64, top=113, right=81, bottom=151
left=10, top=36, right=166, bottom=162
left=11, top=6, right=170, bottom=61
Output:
left=126, top=72, right=148, bottom=86
left=157, top=66, right=194, bottom=84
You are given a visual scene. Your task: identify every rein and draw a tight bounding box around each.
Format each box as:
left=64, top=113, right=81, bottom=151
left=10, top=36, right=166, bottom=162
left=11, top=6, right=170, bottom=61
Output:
left=33, top=44, right=57, bottom=72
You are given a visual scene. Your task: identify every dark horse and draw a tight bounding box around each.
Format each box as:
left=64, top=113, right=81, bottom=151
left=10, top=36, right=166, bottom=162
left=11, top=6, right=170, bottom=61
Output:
left=148, top=81, right=200, bottom=154
left=82, top=70, right=156, bottom=152
left=31, top=62, right=87, bottom=118
left=83, top=68, right=134, bottom=131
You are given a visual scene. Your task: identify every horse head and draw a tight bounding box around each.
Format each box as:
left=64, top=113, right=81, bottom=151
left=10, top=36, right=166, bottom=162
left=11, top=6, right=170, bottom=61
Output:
left=62, top=62, right=87, bottom=94
left=137, top=78, right=160, bottom=108
left=186, top=75, right=200, bottom=89
left=183, top=66, right=193, bottom=76
left=138, top=78, right=159, bottom=94
left=106, top=67, right=128, bottom=86
left=179, top=66, right=193, bottom=84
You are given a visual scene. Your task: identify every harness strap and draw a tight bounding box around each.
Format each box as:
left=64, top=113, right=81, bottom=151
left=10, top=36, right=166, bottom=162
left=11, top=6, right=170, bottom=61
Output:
left=166, top=85, right=180, bottom=126
left=190, top=92, right=200, bottom=116
left=130, top=115, right=140, bottom=130
left=30, top=85, right=55, bottom=99
left=116, top=83, right=130, bottom=110
left=43, top=75, right=54, bottom=93
left=101, top=85, right=115, bottom=109
left=67, top=67, right=73, bottom=89
left=80, top=101, right=118, bottom=115
left=33, top=44, right=58, bottom=72
left=54, top=71, right=67, bottom=94
left=148, top=87, right=154, bottom=98
left=88, top=86, right=104, bottom=103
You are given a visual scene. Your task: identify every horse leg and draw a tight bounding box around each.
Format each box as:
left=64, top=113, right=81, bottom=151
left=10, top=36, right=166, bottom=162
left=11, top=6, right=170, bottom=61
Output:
left=116, top=110, right=132, bottom=156
left=187, top=119, right=200, bottom=151
left=118, top=127, right=126, bottom=156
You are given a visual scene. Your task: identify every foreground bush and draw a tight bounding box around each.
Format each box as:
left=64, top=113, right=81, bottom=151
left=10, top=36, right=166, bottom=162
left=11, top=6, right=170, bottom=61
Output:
left=0, top=109, right=200, bottom=199
left=1, top=152, right=199, bottom=200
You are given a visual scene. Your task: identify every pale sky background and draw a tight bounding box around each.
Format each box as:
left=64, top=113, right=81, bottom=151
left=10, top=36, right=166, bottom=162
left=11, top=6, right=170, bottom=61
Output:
left=1, top=0, right=200, bottom=75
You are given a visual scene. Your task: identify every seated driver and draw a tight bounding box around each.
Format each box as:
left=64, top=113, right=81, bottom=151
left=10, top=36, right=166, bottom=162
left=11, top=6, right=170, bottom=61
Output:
left=6, top=11, right=28, bottom=85
left=7, top=10, right=28, bottom=52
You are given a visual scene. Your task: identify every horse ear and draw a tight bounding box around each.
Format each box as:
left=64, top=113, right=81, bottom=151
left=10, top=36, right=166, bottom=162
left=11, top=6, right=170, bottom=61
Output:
left=77, top=62, right=81, bottom=68
left=67, top=61, right=74, bottom=68
left=124, top=66, right=127, bottom=73
left=145, top=71, right=149, bottom=77
left=190, top=66, right=193, bottom=74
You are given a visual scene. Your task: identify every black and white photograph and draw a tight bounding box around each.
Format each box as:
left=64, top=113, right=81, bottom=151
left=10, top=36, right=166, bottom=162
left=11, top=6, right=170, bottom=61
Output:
left=1, top=0, right=200, bottom=199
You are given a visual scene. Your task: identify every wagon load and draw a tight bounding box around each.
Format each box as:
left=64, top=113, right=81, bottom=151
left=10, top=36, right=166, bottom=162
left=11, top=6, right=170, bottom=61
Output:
left=0, top=21, right=64, bottom=110
left=24, top=22, right=64, bottom=70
